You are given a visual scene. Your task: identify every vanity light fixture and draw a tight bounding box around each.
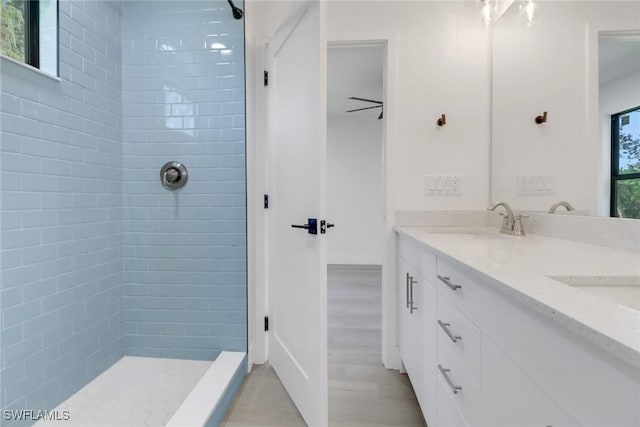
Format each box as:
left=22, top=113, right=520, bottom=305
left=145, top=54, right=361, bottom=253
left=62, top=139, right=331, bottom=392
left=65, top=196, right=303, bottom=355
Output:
left=535, top=111, right=548, bottom=124
left=437, top=114, right=447, bottom=126
left=480, top=0, right=495, bottom=27
left=520, top=0, right=537, bottom=27
left=481, top=0, right=534, bottom=27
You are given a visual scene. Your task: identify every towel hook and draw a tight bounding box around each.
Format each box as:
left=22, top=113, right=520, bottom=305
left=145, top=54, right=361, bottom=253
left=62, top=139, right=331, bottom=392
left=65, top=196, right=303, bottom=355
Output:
left=437, top=114, right=447, bottom=126
left=535, top=111, right=548, bottom=124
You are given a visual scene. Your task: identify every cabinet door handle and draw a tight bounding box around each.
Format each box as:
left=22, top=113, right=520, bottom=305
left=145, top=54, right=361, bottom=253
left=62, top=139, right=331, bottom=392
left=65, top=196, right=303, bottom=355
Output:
left=438, top=320, right=461, bottom=343
left=438, top=275, right=461, bottom=291
left=409, top=277, right=418, bottom=314
left=406, top=273, right=410, bottom=308
left=438, top=364, right=462, bottom=394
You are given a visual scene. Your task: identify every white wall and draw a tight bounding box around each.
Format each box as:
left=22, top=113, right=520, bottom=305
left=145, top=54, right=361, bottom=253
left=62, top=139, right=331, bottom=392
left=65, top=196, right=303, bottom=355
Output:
left=491, top=1, right=640, bottom=213
left=328, top=1, right=491, bottom=212
left=327, top=116, right=384, bottom=265
left=598, top=70, right=640, bottom=216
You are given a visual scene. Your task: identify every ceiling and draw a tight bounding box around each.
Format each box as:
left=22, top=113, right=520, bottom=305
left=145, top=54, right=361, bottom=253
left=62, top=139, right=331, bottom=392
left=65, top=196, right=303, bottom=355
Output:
left=599, top=34, right=640, bottom=86
left=327, top=45, right=384, bottom=118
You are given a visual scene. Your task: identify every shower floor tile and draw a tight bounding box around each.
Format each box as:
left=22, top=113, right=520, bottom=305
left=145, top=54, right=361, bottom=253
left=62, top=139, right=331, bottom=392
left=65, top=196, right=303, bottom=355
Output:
left=35, top=356, right=212, bottom=427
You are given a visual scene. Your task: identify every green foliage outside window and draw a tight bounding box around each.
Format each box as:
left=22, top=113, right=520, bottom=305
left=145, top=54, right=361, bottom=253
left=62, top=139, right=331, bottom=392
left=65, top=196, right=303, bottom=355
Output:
left=616, top=131, right=640, bottom=219
left=1, top=0, right=26, bottom=62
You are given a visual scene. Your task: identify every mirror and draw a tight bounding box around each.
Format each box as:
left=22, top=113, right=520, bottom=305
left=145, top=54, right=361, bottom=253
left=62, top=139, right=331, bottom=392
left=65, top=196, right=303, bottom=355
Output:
left=490, top=1, right=640, bottom=218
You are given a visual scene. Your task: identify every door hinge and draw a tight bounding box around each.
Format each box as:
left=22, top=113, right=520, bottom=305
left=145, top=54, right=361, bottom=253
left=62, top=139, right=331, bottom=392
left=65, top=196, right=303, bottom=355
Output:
left=264, top=70, right=269, bottom=86
left=264, top=316, right=269, bottom=332
left=264, top=194, right=269, bottom=209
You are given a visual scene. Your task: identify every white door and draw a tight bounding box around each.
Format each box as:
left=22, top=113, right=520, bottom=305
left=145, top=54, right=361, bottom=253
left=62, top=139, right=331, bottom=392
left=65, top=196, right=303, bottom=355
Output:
left=266, top=2, right=328, bottom=426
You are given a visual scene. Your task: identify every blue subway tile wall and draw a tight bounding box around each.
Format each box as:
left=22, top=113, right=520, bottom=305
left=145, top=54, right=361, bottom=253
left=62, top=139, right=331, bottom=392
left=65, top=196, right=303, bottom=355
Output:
left=120, top=1, right=246, bottom=360
left=0, top=0, right=123, bottom=420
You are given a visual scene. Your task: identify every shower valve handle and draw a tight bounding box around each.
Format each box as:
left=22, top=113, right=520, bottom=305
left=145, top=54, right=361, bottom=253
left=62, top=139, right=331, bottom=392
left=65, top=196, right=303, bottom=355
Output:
left=163, top=168, right=181, bottom=183
left=160, top=161, right=188, bottom=190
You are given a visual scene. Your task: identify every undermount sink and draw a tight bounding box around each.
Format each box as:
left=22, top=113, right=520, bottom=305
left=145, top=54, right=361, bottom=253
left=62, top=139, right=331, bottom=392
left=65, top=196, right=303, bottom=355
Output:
left=548, top=275, right=640, bottom=312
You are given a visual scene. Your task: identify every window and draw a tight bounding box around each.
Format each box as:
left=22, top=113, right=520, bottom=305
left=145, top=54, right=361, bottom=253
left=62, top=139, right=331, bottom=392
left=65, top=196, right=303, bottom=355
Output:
left=0, top=0, right=57, bottom=76
left=611, top=106, right=640, bottom=219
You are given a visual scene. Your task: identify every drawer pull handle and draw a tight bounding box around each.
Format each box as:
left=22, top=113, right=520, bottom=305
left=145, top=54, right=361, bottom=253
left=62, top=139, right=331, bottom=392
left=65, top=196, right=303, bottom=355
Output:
left=406, top=273, right=410, bottom=308
left=410, top=276, right=418, bottom=314
left=438, top=320, right=461, bottom=343
left=438, top=364, right=462, bottom=394
left=438, top=275, right=461, bottom=291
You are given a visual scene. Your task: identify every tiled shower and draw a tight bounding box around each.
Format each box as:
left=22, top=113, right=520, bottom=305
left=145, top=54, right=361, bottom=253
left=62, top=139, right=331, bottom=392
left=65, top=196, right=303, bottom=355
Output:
left=0, top=0, right=246, bottom=423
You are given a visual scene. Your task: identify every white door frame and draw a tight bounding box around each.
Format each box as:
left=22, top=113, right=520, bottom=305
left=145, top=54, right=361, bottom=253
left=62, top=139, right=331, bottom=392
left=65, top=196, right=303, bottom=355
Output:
left=248, top=28, right=400, bottom=371
left=585, top=23, right=640, bottom=217
left=327, top=39, right=400, bottom=370
left=246, top=1, right=319, bottom=368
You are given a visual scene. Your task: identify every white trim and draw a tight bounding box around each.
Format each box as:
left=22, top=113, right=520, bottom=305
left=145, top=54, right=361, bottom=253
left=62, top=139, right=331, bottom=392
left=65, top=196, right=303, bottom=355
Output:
left=166, top=351, right=245, bottom=427
left=246, top=42, right=268, bottom=366
left=585, top=23, right=640, bottom=217
left=0, top=54, right=60, bottom=82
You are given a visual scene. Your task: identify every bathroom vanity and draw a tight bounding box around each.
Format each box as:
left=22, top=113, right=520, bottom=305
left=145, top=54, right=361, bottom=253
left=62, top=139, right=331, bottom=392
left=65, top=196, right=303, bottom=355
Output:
left=396, top=227, right=640, bottom=427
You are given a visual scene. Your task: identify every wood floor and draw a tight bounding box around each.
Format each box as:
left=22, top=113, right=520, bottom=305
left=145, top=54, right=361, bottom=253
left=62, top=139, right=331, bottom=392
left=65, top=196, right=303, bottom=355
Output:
left=222, top=265, right=426, bottom=427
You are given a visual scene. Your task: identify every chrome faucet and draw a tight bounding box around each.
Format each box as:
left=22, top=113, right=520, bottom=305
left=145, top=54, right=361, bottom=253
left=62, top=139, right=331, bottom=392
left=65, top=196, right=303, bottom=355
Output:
left=487, top=201, right=528, bottom=235
left=548, top=201, right=575, bottom=213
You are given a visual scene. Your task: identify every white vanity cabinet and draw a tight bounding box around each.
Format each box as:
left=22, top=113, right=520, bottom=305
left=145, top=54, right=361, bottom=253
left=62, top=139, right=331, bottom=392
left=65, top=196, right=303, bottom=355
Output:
left=397, top=235, right=437, bottom=424
left=397, top=232, right=640, bottom=427
left=481, top=334, right=578, bottom=427
left=472, top=271, right=640, bottom=427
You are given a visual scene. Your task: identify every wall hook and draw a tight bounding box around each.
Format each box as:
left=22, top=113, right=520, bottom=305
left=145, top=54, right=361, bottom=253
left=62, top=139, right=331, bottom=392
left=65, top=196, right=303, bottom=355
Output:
left=437, top=114, right=447, bottom=126
left=535, top=111, right=548, bottom=124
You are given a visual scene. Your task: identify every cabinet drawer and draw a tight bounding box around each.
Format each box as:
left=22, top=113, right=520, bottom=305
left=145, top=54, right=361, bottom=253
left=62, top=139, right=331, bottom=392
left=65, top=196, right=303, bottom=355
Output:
left=436, top=368, right=470, bottom=427
left=437, top=340, right=481, bottom=425
left=436, top=257, right=480, bottom=322
left=436, top=293, right=481, bottom=384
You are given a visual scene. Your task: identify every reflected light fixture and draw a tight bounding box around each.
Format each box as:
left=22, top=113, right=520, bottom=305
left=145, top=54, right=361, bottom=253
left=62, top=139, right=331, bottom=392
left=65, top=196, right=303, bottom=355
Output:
left=480, top=0, right=494, bottom=27
left=520, top=0, right=537, bottom=26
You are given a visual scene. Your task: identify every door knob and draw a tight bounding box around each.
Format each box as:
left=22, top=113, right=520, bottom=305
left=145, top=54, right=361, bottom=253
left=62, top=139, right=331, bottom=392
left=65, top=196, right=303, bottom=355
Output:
left=291, top=218, right=318, bottom=235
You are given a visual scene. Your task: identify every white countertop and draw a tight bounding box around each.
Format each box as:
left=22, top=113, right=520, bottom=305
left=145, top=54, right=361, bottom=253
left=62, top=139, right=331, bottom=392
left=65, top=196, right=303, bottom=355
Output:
left=395, top=226, right=640, bottom=369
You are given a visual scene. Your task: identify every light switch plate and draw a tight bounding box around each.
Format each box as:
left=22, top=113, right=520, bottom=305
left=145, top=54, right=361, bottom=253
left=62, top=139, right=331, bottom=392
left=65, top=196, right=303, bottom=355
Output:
left=516, top=175, right=554, bottom=196
left=425, top=175, right=462, bottom=196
